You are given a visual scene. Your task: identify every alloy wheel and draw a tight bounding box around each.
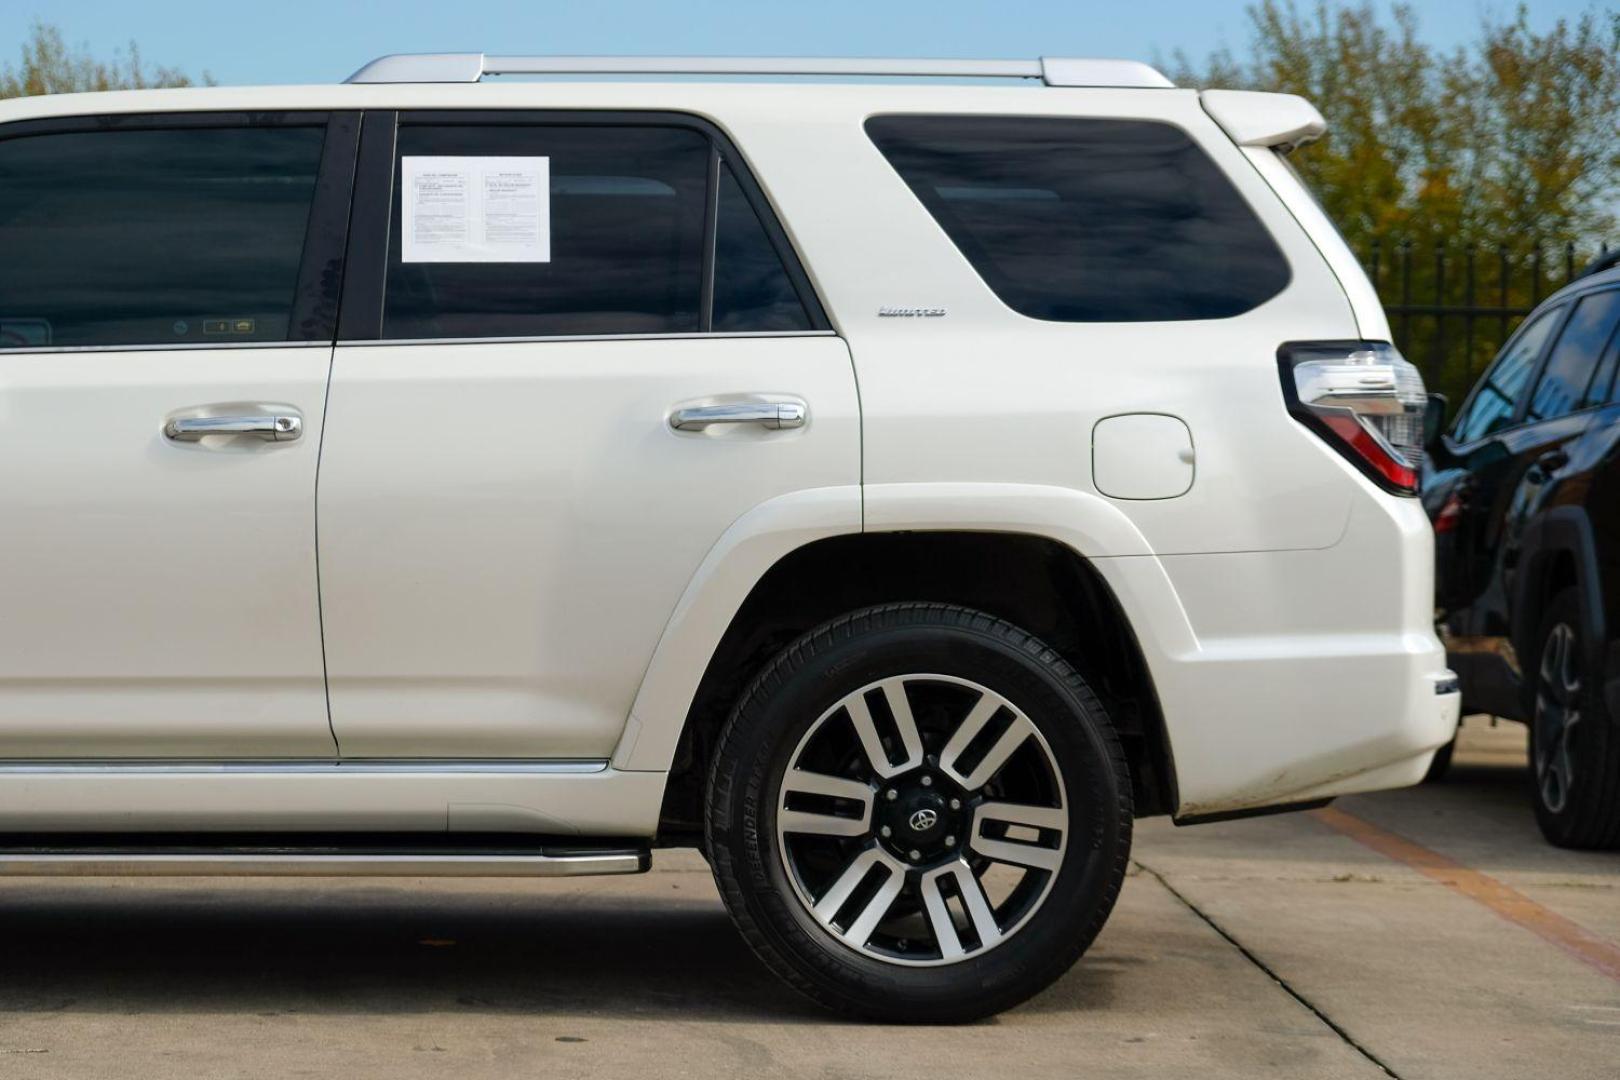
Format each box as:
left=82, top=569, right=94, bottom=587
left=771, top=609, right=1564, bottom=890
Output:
left=1534, top=622, right=1582, bottom=815
left=774, top=674, right=1067, bottom=966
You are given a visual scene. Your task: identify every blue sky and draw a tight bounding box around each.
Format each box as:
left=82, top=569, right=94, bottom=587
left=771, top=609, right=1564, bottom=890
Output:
left=1, top=1, right=1610, bottom=87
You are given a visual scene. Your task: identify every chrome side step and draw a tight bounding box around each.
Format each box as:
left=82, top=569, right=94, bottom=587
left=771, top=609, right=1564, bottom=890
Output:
left=0, top=848, right=648, bottom=878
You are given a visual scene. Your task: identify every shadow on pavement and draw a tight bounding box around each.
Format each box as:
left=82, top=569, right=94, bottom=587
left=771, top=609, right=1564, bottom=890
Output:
left=0, top=886, right=831, bottom=1021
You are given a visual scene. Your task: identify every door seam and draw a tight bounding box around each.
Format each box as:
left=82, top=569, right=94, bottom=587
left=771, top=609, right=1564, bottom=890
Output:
left=313, top=346, right=342, bottom=758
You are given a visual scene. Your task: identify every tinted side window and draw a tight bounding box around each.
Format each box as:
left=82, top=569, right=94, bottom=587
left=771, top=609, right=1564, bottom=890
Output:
left=382, top=124, right=709, bottom=339
left=1565, top=289, right=1620, bottom=409
left=713, top=159, right=812, bottom=332
left=1529, top=290, right=1620, bottom=422
left=1451, top=306, right=1563, bottom=442
left=0, top=125, right=325, bottom=348
left=865, top=115, right=1291, bottom=322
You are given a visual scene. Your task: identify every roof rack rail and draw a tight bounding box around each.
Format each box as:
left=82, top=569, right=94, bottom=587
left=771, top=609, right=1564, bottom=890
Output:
left=343, top=53, right=1175, bottom=89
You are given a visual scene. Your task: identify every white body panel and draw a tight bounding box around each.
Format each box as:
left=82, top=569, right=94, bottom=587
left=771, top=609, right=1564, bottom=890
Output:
left=0, top=346, right=335, bottom=758
left=1237, top=145, right=1392, bottom=340
left=316, top=336, right=859, bottom=759
left=1111, top=489, right=1459, bottom=813
left=0, top=79, right=1455, bottom=834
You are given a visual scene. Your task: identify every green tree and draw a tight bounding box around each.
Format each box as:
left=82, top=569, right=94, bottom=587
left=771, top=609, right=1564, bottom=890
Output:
left=1, top=19, right=206, bottom=98
left=1170, top=2, right=1620, bottom=399
left=1170, top=2, right=1620, bottom=249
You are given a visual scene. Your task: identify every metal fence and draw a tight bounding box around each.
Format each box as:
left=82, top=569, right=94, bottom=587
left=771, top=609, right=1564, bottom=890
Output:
left=1360, top=240, right=1612, bottom=403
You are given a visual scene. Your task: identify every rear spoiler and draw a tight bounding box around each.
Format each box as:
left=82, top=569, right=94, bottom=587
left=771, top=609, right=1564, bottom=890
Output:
left=1200, top=89, right=1327, bottom=153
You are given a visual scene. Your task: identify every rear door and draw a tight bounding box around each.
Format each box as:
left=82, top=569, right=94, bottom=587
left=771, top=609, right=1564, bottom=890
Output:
left=316, top=111, right=858, bottom=759
left=0, top=111, right=356, bottom=757
left=1442, top=290, right=1620, bottom=614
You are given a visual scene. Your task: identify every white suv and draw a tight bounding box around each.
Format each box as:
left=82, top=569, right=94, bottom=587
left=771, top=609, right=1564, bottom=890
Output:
left=0, top=53, right=1459, bottom=1020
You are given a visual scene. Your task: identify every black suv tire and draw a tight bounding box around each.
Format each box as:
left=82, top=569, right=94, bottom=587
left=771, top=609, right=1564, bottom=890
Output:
left=704, top=602, right=1132, bottom=1022
left=1528, top=589, right=1620, bottom=849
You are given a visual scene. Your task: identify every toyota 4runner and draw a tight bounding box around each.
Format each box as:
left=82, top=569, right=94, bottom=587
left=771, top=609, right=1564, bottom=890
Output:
left=0, top=53, right=1460, bottom=1021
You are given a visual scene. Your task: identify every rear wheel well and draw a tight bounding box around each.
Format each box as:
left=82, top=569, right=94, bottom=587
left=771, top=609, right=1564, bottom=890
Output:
left=656, top=531, right=1175, bottom=840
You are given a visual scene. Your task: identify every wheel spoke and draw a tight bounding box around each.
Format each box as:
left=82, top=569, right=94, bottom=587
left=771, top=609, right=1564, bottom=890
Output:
left=1540, top=728, right=1566, bottom=809
left=782, top=770, right=874, bottom=802
left=846, top=680, right=923, bottom=779
left=954, top=867, right=1002, bottom=949
left=920, top=859, right=1002, bottom=958
left=779, top=770, right=874, bottom=837
left=950, top=713, right=1037, bottom=791
left=1547, top=712, right=1581, bottom=812
left=1540, top=625, right=1581, bottom=705
left=1555, top=723, right=1578, bottom=793
left=917, top=868, right=965, bottom=959
left=813, top=846, right=888, bottom=920
left=1560, top=638, right=1582, bottom=696
left=842, top=867, right=905, bottom=946
left=970, top=801, right=1066, bottom=872
left=937, top=690, right=1001, bottom=786
left=812, top=847, right=904, bottom=947
left=881, top=678, right=926, bottom=767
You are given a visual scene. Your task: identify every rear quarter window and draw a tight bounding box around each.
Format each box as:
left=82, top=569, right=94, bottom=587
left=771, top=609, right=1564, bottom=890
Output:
left=865, top=115, right=1291, bottom=322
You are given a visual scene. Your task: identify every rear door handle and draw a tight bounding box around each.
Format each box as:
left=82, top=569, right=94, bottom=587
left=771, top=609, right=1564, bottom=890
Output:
left=670, top=401, right=807, bottom=432
left=164, top=415, right=303, bottom=442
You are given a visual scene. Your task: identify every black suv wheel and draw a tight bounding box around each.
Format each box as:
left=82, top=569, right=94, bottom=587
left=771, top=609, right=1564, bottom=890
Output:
left=1529, top=589, right=1620, bottom=849
left=704, top=603, right=1132, bottom=1022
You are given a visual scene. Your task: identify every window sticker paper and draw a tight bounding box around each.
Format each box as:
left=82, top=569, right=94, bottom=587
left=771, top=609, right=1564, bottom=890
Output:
left=401, top=156, right=551, bottom=263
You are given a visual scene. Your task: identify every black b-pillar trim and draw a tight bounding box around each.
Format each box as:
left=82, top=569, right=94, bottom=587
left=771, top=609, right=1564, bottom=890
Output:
left=335, top=111, right=400, bottom=342
left=288, top=111, right=361, bottom=342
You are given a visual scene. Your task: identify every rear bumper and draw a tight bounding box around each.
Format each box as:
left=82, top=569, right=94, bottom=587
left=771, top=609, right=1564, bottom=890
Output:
left=1152, top=627, right=1460, bottom=817
left=1095, top=493, right=1460, bottom=817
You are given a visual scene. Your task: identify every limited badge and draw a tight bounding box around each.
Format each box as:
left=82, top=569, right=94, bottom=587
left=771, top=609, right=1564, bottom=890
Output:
left=877, top=306, right=947, bottom=318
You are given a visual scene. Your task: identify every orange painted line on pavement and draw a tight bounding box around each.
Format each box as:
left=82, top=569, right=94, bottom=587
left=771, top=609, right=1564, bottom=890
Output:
left=1310, top=806, right=1620, bottom=983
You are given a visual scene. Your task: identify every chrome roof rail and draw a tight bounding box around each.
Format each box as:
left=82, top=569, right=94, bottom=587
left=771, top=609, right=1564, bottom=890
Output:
left=344, top=53, right=1175, bottom=89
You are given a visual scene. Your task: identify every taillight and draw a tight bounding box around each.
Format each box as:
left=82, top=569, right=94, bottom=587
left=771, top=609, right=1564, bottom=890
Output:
left=1278, top=341, right=1427, bottom=495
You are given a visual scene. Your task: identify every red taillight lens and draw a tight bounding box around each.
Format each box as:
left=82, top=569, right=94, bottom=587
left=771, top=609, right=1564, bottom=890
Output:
left=1279, top=341, right=1427, bottom=496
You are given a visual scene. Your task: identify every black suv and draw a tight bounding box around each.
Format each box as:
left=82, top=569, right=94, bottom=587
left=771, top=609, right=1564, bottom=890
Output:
left=1424, top=257, right=1620, bottom=849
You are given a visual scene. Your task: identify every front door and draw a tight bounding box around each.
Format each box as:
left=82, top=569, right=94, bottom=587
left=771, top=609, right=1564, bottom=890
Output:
left=1441, top=302, right=1571, bottom=611
left=316, top=111, right=858, bottom=759
left=0, top=111, right=356, bottom=757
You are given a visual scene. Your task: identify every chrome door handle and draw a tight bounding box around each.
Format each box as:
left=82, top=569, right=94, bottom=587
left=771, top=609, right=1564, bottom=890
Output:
left=670, top=401, right=807, bottom=432
left=164, top=415, right=303, bottom=442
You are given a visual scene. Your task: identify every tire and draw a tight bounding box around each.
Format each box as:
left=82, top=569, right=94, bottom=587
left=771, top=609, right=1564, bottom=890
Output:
left=705, top=602, right=1133, bottom=1022
left=1527, top=589, right=1620, bottom=849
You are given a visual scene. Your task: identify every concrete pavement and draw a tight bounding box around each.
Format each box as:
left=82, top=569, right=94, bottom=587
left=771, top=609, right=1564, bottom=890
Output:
left=0, top=717, right=1614, bottom=1079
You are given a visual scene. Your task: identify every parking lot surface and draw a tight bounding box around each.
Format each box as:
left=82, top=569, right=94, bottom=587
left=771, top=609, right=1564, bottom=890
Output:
left=0, top=718, right=1615, bottom=1079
